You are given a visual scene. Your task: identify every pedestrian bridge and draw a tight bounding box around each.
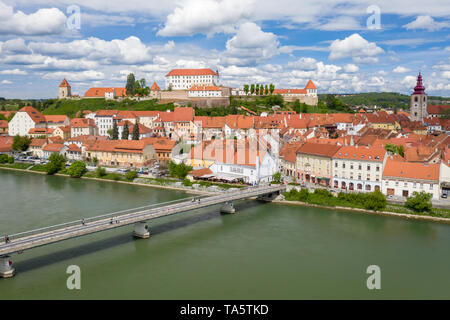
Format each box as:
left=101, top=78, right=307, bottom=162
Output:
left=0, top=184, right=285, bottom=278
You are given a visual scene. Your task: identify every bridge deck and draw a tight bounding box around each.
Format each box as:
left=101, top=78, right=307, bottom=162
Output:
left=0, top=185, right=285, bottom=256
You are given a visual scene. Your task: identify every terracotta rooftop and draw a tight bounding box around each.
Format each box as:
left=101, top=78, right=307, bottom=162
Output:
left=166, top=68, right=218, bottom=77
left=383, top=158, right=439, bottom=181
left=333, top=146, right=386, bottom=162
left=296, top=142, right=341, bottom=158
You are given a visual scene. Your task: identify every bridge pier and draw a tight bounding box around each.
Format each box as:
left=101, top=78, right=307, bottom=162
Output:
left=0, top=255, right=14, bottom=278
left=133, top=221, right=150, bottom=239
left=220, top=202, right=236, bottom=214
left=257, top=191, right=280, bottom=202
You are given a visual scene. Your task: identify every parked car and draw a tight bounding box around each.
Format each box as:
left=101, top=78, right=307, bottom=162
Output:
left=442, top=193, right=447, bottom=199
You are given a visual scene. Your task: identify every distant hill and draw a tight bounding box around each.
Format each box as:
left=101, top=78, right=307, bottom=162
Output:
left=319, top=92, right=450, bottom=110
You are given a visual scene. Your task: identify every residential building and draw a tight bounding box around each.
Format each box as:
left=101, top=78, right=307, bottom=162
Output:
left=0, top=120, right=8, bottom=135
left=28, top=139, right=47, bottom=158
left=296, top=142, right=341, bottom=186
left=45, top=115, right=70, bottom=129
left=427, top=105, right=450, bottom=118
left=42, top=143, right=68, bottom=159
left=84, top=88, right=127, bottom=99
left=71, top=118, right=98, bottom=137
left=331, top=146, right=386, bottom=192
left=53, top=126, right=71, bottom=140
left=94, top=110, right=119, bottom=136
left=382, top=158, right=440, bottom=199
left=65, top=144, right=83, bottom=161
left=8, top=106, right=46, bottom=136
left=27, top=127, right=54, bottom=138
left=188, top=85, right=223, bottom=98
left=165, top=68, right=219, bottom=90
left=0, top=136, right=13, bottom=154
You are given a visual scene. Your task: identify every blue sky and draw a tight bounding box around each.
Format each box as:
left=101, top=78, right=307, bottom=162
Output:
left=0, top=0, right=449, bottom=99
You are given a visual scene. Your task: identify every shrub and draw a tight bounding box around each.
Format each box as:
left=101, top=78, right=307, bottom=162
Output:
left=67, top=161, right=87, bottom=178
left=46, top=153, right=66, bottom=175
left=405, top=191, right=432, bottom=213
left=363, top=190, right=386, bottom=211
left=110, top=173, right=121, bottom=181
left=8, top=156, right=14, bottom=164
left=272, top=172, right=281, bottom=184
left=0, top=154, right=8, bottom=163
left=183, top=178, right=193, bottom=186
left=125, top=170, right=138, bottom=181
left=96, top=166, right=106, bottom=178
left=169, top=161, right=193, bottom=179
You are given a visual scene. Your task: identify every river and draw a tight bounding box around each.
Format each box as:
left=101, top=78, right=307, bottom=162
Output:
left=0, top=170, right=449, bottom=299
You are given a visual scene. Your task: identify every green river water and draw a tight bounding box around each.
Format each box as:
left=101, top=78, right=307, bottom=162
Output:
left=0, top=170, right=449, bottom=299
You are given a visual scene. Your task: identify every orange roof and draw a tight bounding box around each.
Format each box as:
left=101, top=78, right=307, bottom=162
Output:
left=84, top=88, right=127, bottom=98
left=30, top=139, right=46, bottom=147
left=28, top=128, right=54, bottom=134
left=67, top=144, right=82, bottom=152
left=305, top=80, right=317, bottom=89
left=333, top=146, right=386, bottom=162
left=43, top=143, right=65, bottom=152
left=0, top=120, right=8, bottom=128
left=383, top=158, right=439, bottom=181
left=173, top=107, right=194, bottom=122
left=194, top=116, right=226, bottom=128
left=189, top=168, right=213, bottom=178
left=280, top=142, right=303, bottom=163
left=151, top=82, right=161, bottom=91
left=297, top=142, right=341, bottom=158
left=225, top=115, right=254, bottom=129
left=141, top=137, right=176, bottom=152
left=0, top=136, right=13, bottom=152
left=95, top=110, right=119, bottom=117
left=45, top=115, right=68, bottom=123
left=19, top=106, right=46, bottom=124
left=427, top=105, right=450, bottom=115
left=59, top=79, right=70, bottom=87
left=189, top=85, right=221, bottom=91
left=70, top=118, right=96, bottom=128
left=166, top=68, right=218, bottom=76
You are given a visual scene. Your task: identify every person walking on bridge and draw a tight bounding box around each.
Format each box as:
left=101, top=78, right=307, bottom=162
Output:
left=81, top=218, right=85, bottom=226
left=4, top=235, right=10, bottom=244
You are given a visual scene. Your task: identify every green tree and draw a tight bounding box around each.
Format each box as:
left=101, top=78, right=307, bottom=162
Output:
left=12, top=135, right=31, bottom=151
left=293, top=100, right=301, bottom=113
left=125, top=170, right=138, bottom=181
left=250, top=84, right=255, bottom=95
left=243, top=84, right=249, bottom=95
left=272, top=171, right=281, bottom=184
left=168, top=161, right=193, bottom=179
left=67, top=161, right=87, bottom=178
left=300, top=103, right=308, bottom=113
left=397, top=145, right=405, bottom=157
left=122, top=122, right=129, bottom=140
left=46, top=153, right=66, bottom=175
left=269, top=83, right=275, bottom=94
left=132, top=122, right=140, bottom=140
left=363, top=190, right=387, bottom=211
left=96, top=166, right=106, bottom=178
left=111, top=121, right=119, bottom=140
left=0, top=154, right=9, bottom=163
left=126, top=73, right=136, bottom=96
left=255, top=84, right=260, bottom=95
left=264, top=84, right=269, bottom=95
left=405, top=191, right=432, bottom=213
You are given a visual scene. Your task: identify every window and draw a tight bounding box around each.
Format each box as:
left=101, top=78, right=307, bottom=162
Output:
left=367, top=165, right=371, bottom=171
left=376, top=166, right=380, bottom=172
left=342, top=163, right=345, bottom=169
left=358, top=165, right=362, bottom=170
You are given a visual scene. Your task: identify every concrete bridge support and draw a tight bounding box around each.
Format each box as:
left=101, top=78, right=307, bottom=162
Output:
left=220, top=202, right=236, bottom=214
left=257, top=191, right=281, bottom=202
left=133, top=221, right=150, bottom=239
left=0, top=255, right=14, bottom=278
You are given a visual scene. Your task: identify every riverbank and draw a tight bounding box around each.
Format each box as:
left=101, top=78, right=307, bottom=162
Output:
left=274, top=199, right=450, bottom=224
left=2, top=165, right=449, bottom=224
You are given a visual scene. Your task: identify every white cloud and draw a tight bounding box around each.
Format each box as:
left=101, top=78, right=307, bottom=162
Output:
left=158, top=0, right=255, bottom=36
left=0, top=69, right=27, bottom=75
left=0, top=1, right=66, bottom=35
left=42, top=70, right=106, bottom=81
left=403, top=15, right=450, bottom=31
left=401, top=75, right=417, bottom=87
left=27, top=57, right=99, bottom=71
left=377, top=70, right=388, bottom=76
left=442, top=71, right=450, bottom=79
left=221, top=22, right=279, bottom=66
left=329, top=33, right=384, bottom=63
left=1, top=80, right=12, bottom=84
left=312, top=16, right=363, bottom=31
left=0, top=38, right=31, bottom=54
left=393, top=66, right=411, bottom=73
left=286, top=57, right=318, bottom=70
left=343, top=64, right=359, bottom=73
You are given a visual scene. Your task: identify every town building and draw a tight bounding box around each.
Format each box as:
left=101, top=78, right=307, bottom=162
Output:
left=45, top=115, right=70, bottom=129
left=272, top=80, right=318, bottom=105
left=188, top=86, right=223, bottom=98
left=42, top=143, right=68, bottom=159
left=8, top=106, right=47, bottom=136
left=296, top=142, right=341, bottom=186
left=382, top=158, right=440, bottom=200
left=165, top=69, right=219, bottom=90
left=331, top=146, right=386, bottom=192
left=0, top=136, right=13, bottom=154
left=94, top=110, right=119, bottom=136
left=53, top=126, right=71, bottom=140
left=0, top=120, right=9, bottom=135
left=28, top=139, right=47, bottom=158
left=410, top=73, right=428, bottom=122
left=58, top=79, right=72, bottom=99
left=84, top=88, right=127, bottom=99
left=70, top=118, right=98, bottom=137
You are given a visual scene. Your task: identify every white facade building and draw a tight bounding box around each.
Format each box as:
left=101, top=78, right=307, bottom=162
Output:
left=188, top=86, right=223, bottom=98
left=165, top=69, right=219, bottom=90
left=8, top=106, right=47, bottom=136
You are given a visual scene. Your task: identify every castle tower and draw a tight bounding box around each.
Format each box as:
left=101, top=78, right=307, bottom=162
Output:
left=58, top=78, right=72, bottom=99
left=410, top=73, right=427, bottom=122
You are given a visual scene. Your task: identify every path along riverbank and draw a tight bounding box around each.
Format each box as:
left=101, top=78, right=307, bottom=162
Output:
left=1, top=165, right=449, bottom=224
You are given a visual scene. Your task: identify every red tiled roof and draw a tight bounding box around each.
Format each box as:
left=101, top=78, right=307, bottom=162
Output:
left=151, top=82, right=161, bottom=91
left=166, top=68, right=218, bottom=76
left=95, top=110, right=119, bottom=117
left=0, top=136, right=13, bottom=152
left=305, top=80, right=317, bottom=89
left=67, top=144, right=82, bottom=152
left=194, top=116, right=226, bottom=128
left=427, top=105, right=450, bottom=115
left=19, top=106, right=46, bottom=124
left=30, top=139, right=46, bottom=147
left=45, top=115, right=68, bottom=123
left=59, top=79, right=70, bottom=87
left=383, top=158, right=439, bottom=181
left=296, top=142, right=341, bottom=158
left=28, top=128, right=54, bottom=134
left=0, top=120, right=8, bottom=128
left=84, top=88, right=127, bottom=98
left=43, top=143, right=65, bottom=152
left=333, top=146, right=386, bottom=162
left=70, top=118, right=96, bottom=128
left=173, top=107, right=194, bottom=122
left=273, top=88, right=307, bottom=94
left=189, top=168, right=213, bottom=178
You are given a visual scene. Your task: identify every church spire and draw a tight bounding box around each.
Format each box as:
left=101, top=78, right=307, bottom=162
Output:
left=412, top=72, right=425, bottom=95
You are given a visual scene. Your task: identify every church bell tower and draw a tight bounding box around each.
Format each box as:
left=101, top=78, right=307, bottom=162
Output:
left=410, top=72, right=427, bottom=122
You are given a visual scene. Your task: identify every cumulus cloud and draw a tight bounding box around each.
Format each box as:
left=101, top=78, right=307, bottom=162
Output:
left=393, top=66, right=411, bottom=73
left=0, top=69, right=27, bottom=75
left=1, top=80, right=12, bottom=84
left=43, top=70, right=106, bottom=81
left=403, top=15, right=450, bottom=31
left=158, top=0, right=255, bottom=36
left=312, top=16, right=363, bottom=31
left=286, top=57, right=318, bottom=70
left=343, top=64, right=359, bottom=73
left=402, top=75, right=417, bottom=87
left=329, top=33, right=384, bottom=63
left=221, top=22, right=279, bottom=66
left=0, top=1, right=66, bottom=35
